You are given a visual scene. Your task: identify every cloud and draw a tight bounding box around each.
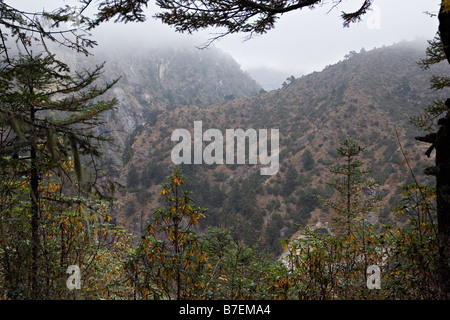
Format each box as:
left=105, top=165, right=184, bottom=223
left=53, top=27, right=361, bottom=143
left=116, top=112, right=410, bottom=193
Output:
left=212, top=0, right=440, bottom=75
left=6, top=0, right=442, bottom=76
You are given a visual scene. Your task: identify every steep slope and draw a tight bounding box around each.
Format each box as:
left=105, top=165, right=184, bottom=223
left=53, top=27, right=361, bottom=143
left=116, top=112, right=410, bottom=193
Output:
left=70, top=44, right=261, bottom=170
left=117, top=40, right=450, bottom=256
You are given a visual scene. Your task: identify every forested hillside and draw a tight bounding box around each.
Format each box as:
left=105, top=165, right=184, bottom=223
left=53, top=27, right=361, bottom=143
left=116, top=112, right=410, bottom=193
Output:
left=117, top=40, right=448, bottom=255
left=69, top=45, right=262, bottom=169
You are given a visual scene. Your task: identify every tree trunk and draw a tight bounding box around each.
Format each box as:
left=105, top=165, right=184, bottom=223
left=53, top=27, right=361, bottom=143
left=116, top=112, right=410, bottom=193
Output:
left=433, top=107, right=450, bottom=298
left=29, top=100, right=40, bottom=299
left=435, top=2, right=450, bottom=298
left=439, top=4, right=450, bottom=65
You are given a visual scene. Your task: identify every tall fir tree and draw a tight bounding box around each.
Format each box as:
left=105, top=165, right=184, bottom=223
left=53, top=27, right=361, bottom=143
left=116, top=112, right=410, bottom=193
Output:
left=415, top=5, right=450, bottom=296
left=0, top=2, right=119, bottom=298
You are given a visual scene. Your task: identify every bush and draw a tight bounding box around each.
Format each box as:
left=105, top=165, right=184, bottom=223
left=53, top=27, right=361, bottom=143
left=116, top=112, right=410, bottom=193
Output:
left=302, top=149, right=315, bottom=171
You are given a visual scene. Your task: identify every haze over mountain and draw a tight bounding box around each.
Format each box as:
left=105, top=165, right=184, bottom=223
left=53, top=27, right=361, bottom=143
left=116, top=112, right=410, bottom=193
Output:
left=245, top=67, right=290, bottom=91
left=93, top=39, right=448, bottom=257
left=71, top=45, right=262, bottom=168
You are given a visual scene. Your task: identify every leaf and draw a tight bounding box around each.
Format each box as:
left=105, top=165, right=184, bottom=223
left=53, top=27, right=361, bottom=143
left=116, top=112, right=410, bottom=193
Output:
left=70, top=137, right=82, bottom=184
left=46, top=128, right=59, bottom=162
left=10, top=117, right=27, bottom=140
left=443, top=0, right=450, bottom=13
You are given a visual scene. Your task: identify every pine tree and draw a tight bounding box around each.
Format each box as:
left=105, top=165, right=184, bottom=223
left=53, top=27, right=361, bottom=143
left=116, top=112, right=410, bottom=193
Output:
left=126, top=169, right=208, bottom=300
left=319, top=138, right=378, bottom=236
left=282, top=138, right=382, bottom=299
left=414, top=14, right=450, bottom=297
left=319, top=137, right=379, bottom=298
left=0, top=53, right=118, bottom=298
left=0, top=3, right=119, bottom=298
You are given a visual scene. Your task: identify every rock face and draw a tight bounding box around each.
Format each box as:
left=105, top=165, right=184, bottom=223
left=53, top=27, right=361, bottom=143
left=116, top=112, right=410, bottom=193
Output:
left=363, top=187, right=390, bottom=199
left=115, top=40, right=450, bottom=256
left=75, top=45, right=262, bottom=169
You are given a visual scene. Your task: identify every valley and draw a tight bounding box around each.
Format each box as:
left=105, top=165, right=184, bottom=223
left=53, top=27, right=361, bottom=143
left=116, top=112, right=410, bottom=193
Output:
left=93, top=40, right=448, bottom=257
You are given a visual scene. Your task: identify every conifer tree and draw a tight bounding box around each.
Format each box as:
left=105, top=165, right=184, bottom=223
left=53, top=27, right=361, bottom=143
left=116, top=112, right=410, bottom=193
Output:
left=414, top=11, right=450, bottom=296
left=0, top=53, right=118, bottom=297
left=126, top=169, right=208, bottom=300
left=0, top=1, right=119, bottom=298
left=321, top=138, right=378, bottom=237
left=318, top=137, right=379, bottom=298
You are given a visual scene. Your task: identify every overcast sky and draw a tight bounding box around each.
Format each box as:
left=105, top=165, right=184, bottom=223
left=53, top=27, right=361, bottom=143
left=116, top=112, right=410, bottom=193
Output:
left=9, top=0, right=442, bottom=76
left=215, top=0, right=441, bottom=75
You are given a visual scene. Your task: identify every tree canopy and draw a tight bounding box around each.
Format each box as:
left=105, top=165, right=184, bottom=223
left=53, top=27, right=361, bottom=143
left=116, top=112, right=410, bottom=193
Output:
left=155, top=0, right=373, bottom=44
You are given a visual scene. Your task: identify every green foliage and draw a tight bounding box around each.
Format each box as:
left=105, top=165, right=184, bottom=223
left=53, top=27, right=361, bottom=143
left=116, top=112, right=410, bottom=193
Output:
left=1, top=1, right=445, bottom=301
left=282, top=165, right=298, bottom=196
left=0, top=53, right=117, bottom=180
left=141, top=162, right=168, bottom=187
left=289, top=188, right=319, bottom=225
left=126, top=169, right=208, bottom=299
left=0, top=15, right=118, bottom=298
left=279, top=142, right=440, bottom=299
left=413, top=28, right=450, bottom=297
left=0, top=155, right=441, bottom=300
left=126, top=165, right=140, bottom=190
left=384, top=184, right=439, bottom=298
left=155, top=0, right=372, bottom=46
left=264, top=214, right=285, bottom=254
left=0, top=164, right=132, bottom=299
left=321, top=138, right=378, bottom=235
left=213, top=171, right=229, bottom=182
left=200, top=227, right=275, bottom=299
left=301, top=149, right=315, bottom=171
left=412, top=34, right=450, bottom=132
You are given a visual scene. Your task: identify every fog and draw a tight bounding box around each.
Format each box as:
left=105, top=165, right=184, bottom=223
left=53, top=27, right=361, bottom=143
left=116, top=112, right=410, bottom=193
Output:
left=6, top=0, right=443, bottom=77
left=215, top=0, right=441, bottom=75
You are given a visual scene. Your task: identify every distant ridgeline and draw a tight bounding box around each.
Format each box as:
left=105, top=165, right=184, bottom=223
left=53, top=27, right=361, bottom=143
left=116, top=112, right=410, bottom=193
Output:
left=75, top=44, right=262, bottom=170
left=99, top=40, right=449, bottom=257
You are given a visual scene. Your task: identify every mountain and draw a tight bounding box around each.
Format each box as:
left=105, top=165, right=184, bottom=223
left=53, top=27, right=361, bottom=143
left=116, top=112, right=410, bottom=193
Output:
left=108, top=40, right=450, bottom=257
left=60, top=44, right=262, bottom=170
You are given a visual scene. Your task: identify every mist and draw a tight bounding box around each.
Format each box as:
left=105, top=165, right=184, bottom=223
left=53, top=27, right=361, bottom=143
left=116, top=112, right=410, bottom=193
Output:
left=89, top=0, right=441, bottom=80
left=6, top=0, right=443, bottom=79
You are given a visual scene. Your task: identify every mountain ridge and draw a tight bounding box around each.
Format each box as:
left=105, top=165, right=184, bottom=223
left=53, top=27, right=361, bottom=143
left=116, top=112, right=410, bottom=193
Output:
left=111, top=40, right=449, bottom=256
left=73, top=44, right=263, bottom=170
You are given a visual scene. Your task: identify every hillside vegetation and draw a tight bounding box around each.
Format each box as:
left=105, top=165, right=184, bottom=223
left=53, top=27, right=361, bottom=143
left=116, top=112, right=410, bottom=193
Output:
left=117, top=40, right=448, bottom=256
left=2, top=1, right=448, bottom=301
left=75, top=45, right=262, bottom=169
left=1, top=38, right=446, bottom=300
